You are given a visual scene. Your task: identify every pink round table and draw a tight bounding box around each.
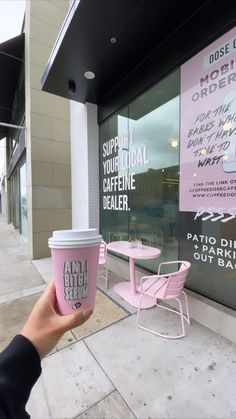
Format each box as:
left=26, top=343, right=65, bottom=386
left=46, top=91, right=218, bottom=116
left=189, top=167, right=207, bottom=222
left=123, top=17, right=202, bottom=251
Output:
left=107, top=241, right=161, bottom=308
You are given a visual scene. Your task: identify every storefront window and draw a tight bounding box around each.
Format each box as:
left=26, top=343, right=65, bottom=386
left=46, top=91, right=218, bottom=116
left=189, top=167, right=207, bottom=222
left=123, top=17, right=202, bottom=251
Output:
left=128, top=91, right=179, bottom=271
left=99, top=106, right=129, bottom=244
left=9, top=170, right=20, bottom=229
left=179, top=26, right=236, bottom=309
left=19, top=160, right=27, bottom=240
left=99, top=26, right=236, bottom=310
left=100, top=70, right=180, bottom=271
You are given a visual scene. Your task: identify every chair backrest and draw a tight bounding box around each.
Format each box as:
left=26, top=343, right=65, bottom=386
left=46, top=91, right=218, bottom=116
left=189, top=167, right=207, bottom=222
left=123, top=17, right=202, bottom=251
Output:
left=99, top=241, right=107, bottom=264
left=163, top=261, right=191, bottom=298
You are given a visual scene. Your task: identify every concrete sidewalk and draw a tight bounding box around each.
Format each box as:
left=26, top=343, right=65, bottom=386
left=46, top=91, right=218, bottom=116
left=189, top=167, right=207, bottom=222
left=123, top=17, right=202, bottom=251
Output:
left=0, top=217, right=236, bottom=419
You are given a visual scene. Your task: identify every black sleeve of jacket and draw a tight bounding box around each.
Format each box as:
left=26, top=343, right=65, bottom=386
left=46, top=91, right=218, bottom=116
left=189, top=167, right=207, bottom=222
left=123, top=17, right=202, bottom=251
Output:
left=0, top=334, right=42, bottom=419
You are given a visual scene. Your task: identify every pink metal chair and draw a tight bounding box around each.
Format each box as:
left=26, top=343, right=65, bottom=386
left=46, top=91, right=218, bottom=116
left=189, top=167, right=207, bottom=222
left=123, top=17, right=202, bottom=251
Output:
left=137, top=261, right=191, bottom=339
left=98, top=241, right=108, bottom=288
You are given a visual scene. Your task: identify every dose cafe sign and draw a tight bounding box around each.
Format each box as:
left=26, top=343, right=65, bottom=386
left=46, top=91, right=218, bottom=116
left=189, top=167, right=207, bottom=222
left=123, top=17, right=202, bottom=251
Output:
left=180, top=26, right=236, bottom=222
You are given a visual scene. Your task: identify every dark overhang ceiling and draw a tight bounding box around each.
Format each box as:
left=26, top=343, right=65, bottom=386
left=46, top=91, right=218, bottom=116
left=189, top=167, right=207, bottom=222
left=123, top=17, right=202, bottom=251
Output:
left=0, top=33, right=24, bottom=140
left=42, top=0, right=236, bottom=121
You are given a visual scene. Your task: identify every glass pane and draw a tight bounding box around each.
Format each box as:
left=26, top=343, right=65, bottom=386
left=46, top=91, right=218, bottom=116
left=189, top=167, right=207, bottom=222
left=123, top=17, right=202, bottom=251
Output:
left=128, top=70, right=180, bottom=272
left=179, top=27, right=236, bottom=310
left=179, top=213, right=236, bottom=309
left=20, top=161, right=27, bottom=240
left=99, top=71, right=180, bottom=272
left=13, top=171, right=20, bottom=228
left=99, top=107, right=129, bottom=244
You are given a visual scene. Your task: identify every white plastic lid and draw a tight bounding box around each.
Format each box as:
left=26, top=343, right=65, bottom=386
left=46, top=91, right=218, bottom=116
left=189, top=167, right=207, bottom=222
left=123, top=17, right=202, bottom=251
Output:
left=48, top=228, right=102, bottom=249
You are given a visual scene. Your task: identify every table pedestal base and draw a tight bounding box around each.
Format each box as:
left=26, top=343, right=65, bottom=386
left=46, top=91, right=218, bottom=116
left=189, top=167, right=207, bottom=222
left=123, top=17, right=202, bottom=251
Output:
left=113, top=282, right=156, bottom=308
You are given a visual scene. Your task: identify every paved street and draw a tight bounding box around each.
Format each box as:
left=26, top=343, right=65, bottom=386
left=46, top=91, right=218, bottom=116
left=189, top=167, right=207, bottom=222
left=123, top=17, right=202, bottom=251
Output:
left=0, top=217, right=236, bottom=419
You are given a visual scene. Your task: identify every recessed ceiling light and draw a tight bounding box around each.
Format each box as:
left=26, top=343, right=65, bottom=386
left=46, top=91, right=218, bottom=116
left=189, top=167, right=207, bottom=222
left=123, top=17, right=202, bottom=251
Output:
left=223, top=121, right=231, bottom=131
left=170, top=138, right=179, bottom=148
left=84, top=71, right=95, bottom=80
left=110, top=37, right=116, bottom=44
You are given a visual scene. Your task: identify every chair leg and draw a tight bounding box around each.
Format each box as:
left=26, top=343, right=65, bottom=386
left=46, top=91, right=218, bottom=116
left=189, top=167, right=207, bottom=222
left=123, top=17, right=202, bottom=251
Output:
left=137, top=297, right=189, bottom=339
left=136, top=293, right=143, bottom=327
left=182, top=291, right=190, bottom=325
left=155, top=301, right=189, bottom=324
left=176, top=298, right=185, bottom=338
left=98, top=264, right=109, bottom=289
left=137, top=296, right=173, bottom=338
left=105, top=265, right=109, bottom=289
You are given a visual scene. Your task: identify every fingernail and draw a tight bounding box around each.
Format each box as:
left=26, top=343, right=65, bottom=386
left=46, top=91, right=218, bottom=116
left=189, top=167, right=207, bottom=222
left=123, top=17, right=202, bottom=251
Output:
left=83, top=308, right=93, bottom=320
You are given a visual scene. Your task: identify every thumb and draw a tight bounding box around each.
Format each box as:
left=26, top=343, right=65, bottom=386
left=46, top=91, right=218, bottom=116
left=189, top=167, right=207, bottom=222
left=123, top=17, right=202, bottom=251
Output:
left=59, top=308, right=93, bottom=332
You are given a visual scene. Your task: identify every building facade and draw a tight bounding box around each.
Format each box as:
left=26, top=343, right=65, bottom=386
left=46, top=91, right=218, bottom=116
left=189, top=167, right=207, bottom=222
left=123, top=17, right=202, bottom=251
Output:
left=41, top=0, right=236, bottom=341
left=0, top=0, right=71, bottom=259
left=1, top=1, right=235, bottom=339
left=25, top=0, right=71, bottom=259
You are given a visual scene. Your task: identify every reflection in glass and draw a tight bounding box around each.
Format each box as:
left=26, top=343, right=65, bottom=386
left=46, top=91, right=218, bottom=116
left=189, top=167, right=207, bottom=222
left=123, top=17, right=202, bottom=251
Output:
left=20, top=161, right=27, bottom=240
left=100, top=70, right=180, bottom=272
left=128, top=91, right=179, bottom=271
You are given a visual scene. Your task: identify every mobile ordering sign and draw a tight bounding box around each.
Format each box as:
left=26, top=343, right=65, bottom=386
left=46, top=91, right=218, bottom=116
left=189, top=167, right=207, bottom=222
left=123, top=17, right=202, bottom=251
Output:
left=180, top=27, right=236, bottom=221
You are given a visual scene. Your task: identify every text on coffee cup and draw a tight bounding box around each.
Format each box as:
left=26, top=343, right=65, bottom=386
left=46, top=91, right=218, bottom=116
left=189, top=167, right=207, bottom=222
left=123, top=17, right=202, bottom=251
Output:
left=63, top=260, right=88, bottom=300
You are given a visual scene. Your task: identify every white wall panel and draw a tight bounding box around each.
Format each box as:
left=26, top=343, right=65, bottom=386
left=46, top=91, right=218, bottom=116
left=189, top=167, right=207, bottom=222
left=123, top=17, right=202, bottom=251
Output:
left=70, top=101, right=99, bottom=230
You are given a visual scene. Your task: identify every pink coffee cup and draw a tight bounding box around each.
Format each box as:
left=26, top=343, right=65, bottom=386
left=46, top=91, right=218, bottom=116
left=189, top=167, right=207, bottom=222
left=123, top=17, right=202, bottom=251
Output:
left=48, top=229, right=102, bottom=315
